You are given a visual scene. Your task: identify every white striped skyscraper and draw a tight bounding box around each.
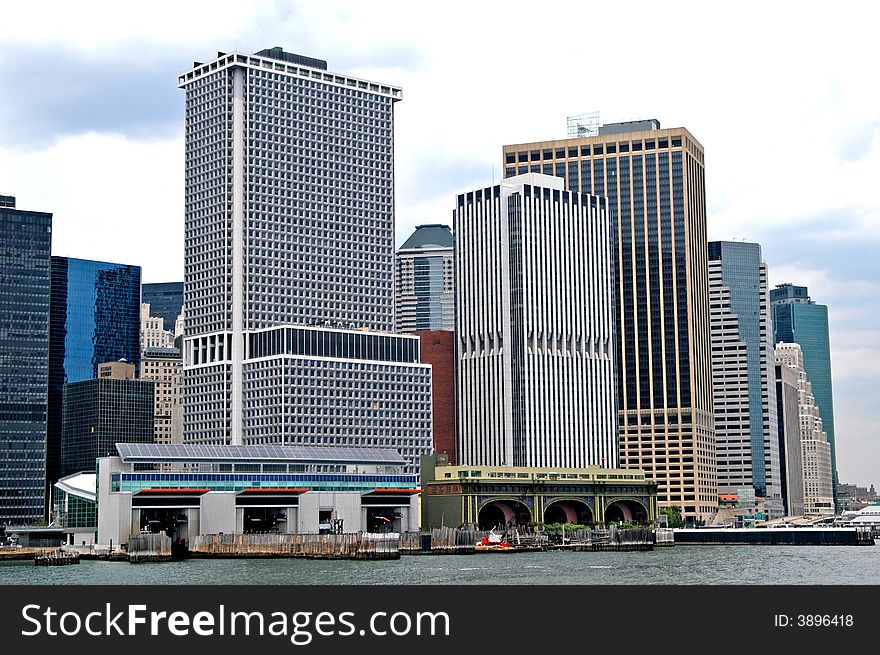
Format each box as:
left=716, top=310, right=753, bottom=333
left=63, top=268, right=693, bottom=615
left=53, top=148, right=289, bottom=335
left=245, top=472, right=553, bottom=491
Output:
left=454, top=173, right=617, bottom=468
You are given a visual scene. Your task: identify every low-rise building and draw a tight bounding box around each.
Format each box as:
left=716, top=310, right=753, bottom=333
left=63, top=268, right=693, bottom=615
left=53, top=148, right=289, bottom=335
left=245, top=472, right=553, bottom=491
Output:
left=97, top=443, right=421, bottom=547
left=420, top=454, right=657, bottom=529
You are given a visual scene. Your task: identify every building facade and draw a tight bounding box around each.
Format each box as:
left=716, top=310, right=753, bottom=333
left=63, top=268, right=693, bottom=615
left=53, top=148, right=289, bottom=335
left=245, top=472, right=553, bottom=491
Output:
left=417, top=330, right=456, bottom=464
left=48, top=257, right=141, bottom=492
left=395, top=225, right=454, bottom=333
left=774, top=342, right=834, bottom=516
left=141, top=302, right=175, bottom=350
left=141, top=346, right=183, bottom=445
left=420, top=454, right=656, bottom=529
left=770, top=283, right=837, bottom=504
left=708, top=242, right=781, bottom=516
left=98, top=443, right=420, bottom=546
left=178, top=47, right=431, bottom=474
left=455, top=173, right=617, bottom=469
left=60, top=365, right=154, bottom=476
left=775, top=363, right=805, bottom=516
left=504, top=122, right=715, bottom=518
left=0, top=196, right=52, bottom=525
left=141, top=282, right=183, bottom=331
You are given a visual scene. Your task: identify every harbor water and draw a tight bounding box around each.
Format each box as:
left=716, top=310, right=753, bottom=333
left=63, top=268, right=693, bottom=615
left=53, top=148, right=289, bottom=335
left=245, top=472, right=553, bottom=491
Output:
left=2, top=545, right=879, bottom=585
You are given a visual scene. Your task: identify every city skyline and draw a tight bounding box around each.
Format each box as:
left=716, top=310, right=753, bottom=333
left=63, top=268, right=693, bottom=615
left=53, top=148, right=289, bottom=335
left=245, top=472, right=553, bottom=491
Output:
left=0, top=1, right=876, bottom=486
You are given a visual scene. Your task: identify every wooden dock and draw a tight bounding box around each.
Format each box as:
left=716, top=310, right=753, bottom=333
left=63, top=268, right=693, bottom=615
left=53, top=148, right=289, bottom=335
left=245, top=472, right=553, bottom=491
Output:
left=402, top=526, right=655, bottom=554
left=400, top=527, right=483, bottom=555
left=34, top=549, right=80, bottom=566
left=189, top=532, right=400, bottom=560
left=128, top=533, right=173, bottom=563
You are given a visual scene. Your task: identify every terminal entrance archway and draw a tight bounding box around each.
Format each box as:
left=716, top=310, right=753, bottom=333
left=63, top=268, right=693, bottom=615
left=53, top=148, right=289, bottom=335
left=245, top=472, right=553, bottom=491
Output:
left=367, top=508, right=401, bottom=533
left=478, top=499, right=532, bottom=530
left=139, top=508, right=188, bottom=540
left=543, top=499, right=593, bottom=525
left=604, top=500, right=648, bottom=525
left=243, top=507, right=287, bottom=534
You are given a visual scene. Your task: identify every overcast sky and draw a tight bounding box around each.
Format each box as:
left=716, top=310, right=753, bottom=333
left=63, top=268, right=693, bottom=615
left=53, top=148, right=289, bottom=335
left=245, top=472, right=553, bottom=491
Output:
left=1, top=1, right=877, bottom=487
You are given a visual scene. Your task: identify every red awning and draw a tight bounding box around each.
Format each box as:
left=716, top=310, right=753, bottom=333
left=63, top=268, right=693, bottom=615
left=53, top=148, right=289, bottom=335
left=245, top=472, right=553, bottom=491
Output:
left=240, top=487, right=309, bottom=494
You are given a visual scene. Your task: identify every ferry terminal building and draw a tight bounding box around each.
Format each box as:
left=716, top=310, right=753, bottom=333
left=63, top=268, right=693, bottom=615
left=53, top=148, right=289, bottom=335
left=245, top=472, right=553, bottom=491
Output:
left=420, top=454, right=658, bottom=529
left=97, top=443, right=420, bottom=547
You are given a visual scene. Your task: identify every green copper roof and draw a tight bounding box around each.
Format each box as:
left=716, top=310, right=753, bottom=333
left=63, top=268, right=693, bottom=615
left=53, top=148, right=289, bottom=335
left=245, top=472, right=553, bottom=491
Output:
left=400, top=224, right=453, bottom=250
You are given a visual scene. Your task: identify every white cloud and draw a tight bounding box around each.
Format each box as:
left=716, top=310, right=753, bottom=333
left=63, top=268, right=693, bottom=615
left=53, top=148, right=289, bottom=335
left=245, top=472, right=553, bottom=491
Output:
left=0, top=132, right=184, bottom=282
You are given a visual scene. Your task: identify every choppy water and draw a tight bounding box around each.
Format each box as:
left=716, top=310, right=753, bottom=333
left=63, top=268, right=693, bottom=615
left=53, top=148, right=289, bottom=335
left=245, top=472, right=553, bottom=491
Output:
left=3, top=545, right=879, bottom=585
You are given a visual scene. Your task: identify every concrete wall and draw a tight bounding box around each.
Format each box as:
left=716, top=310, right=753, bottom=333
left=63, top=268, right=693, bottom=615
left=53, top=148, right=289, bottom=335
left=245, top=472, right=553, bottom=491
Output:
left=297, top=492, right=363, bottom=533
left=284, top=507, right=298, bottom=533
left=97, top=492, right=132, bottom=547
left=200, top=492, right=236, bottom=534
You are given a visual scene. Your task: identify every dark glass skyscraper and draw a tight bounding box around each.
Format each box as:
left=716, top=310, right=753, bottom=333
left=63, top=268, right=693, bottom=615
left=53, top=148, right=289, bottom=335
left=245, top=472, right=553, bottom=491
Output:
left=142, top=281, right=184, bottom=329
left=61, top=376, right=154, bottom=476
left=770, top=283, right=837, bottom=504
left=503, top=121, right=715, bottom=519
left=48, top=258, right=141, bottom=489
left=0, top=197, right=52, bottom=525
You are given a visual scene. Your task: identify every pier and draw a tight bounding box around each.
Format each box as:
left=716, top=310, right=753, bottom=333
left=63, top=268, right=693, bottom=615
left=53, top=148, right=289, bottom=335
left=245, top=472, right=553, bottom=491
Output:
left=400, top=526, right=656, bottom=554
left=188, top=532, right=401, bottom=560
left=34, top=549, right=80, bottom=566
left=673, top=526, right=876, bottom=545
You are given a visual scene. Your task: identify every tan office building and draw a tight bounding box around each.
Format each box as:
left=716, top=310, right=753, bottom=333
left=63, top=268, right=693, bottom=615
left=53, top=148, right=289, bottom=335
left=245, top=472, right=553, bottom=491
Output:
left=141, top=347, right=183, bottom=445
left=503, top=120, right=716, bottom=519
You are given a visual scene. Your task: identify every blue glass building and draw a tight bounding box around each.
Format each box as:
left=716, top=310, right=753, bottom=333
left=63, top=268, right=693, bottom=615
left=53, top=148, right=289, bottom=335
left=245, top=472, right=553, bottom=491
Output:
left=770, top=283, right=837, bottom=503
left=0, top=197, right=52, bottom=525
left=142, top=281, right=183, bottom=330
left=48, top=258, right=141, bottom=490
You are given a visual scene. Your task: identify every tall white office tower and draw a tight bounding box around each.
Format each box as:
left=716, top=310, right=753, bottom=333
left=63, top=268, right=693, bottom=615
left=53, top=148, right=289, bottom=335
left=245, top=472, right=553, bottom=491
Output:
left=708, top=242, right=782, bottom=517
left=178, top=48, right=432, bottom=474
left=774, top=342, right=834, bottom=516
left=454, top=173, right=617, bottom=468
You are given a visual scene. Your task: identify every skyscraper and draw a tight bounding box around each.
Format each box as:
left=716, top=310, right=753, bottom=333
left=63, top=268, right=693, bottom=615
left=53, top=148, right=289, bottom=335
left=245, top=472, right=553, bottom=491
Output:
left=141, top=346, right=183, bottom=445
left=504, top=121, right=715, bottom=518
left=60, top=361, right=154, bottom=476
left=178, top=48, right=431, bottom=474
left=0, top=196, right=52, bottom=525
left=770, top=283, right=837, bottom=505
left=708, top=241, right=781, bottom=516
left=395, top=225, right=454, bottom=333
left=141, top=302, right=175, bottom=351
left=775, top=362, right=804, bottom=516
left=455, top=173, right=617, bottom=468
left=142, top=282, right=184, bottom=331
left=48, top=257, right=141, bottom=493
left=774, top=342, right=834, bottom=516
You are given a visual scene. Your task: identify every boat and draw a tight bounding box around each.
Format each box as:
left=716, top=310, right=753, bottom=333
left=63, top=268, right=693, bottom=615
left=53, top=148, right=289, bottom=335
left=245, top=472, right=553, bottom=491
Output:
left=475, top=530, right=515, bottom=552
left=836, top=504, right=880, bottom=537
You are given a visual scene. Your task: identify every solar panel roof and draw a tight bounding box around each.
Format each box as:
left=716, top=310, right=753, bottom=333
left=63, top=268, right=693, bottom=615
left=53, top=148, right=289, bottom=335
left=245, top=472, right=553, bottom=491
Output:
left=114, top=443, right=406, bottom=465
